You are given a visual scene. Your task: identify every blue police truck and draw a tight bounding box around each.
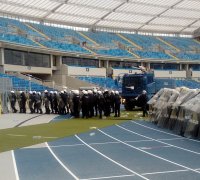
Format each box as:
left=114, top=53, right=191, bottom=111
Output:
left=121, top=73, right=155, bottom=110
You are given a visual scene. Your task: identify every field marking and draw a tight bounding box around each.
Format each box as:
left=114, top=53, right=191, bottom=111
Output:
left=97, top=129, right=200, bottom=175
left=80, top=168, right=200, bottom=180
left=80, top=174, right=135, bottom=180
left=45, top=142, right=79, bottom=180
left=11, top=150, right=19, bottom=180
left=126, top=123, right=200, bottom=155
left=75, top=135, right=149, bottom=180
left=117, top=125, right=200, bottom=155
left=7, top=134, right=27, bottom=137
left=48, top=138, right=184, bottom=149
left=131, top=121, right=200, bottom=143
left=139, top=145, right=171, bottom=150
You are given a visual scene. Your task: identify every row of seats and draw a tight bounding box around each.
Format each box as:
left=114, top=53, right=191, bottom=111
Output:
left=0, top=33, right=38, bottom=47
left=1, top=17, right=200, bottom=60
left=134, top=50, right=172, bottom=59
left=0, top=73, right=54, bottom=91
left=155, top=78, right=200, bottom=90
left=39, top=40, right=90, bottom=54
left=176, top=53, right=200, bottom=60
left=0, top=17, right=41, bottom=37
left=83, top=31, right=133, bottom=47
left=31, top=23, right=91, bottom=45
left=78, top=76, right=120, bottom=91
left=123, top=34, right=173, bottom=50
left=95, top=49, right=133, bottom=57
left=162, top=37, right=200, bottom=51
left=175, top=79, right=200, bottom=89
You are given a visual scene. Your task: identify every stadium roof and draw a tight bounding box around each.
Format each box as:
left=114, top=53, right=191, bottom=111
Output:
left=0, top=0, right=200, bottom=35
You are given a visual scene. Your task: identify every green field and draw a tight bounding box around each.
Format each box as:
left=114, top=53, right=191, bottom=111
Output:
left=0, top=111, right=148, bottom=153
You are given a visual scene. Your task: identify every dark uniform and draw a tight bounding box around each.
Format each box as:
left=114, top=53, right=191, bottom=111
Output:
left=44, top=91, right=50, bottom=114
left=35, top=93, right=43, bottom=114
left=49, top=92, right=54, bottom=113
left=53, top=92, right=59, bottom=114
left=114, top=92, right=121, bottom=117
left=81, top=93, right=90, bottom=119
left=93, top=91, right=98, bottom=117
left=97, top=92, right=105, bottom=119
left=138, top=91, right=148, bottom=117
left=20, top=92, right=26, bottom=113
left=10, top=92, right=17, bottom=113
left=104, top=91, right=111, bottom=117
left=73, top=92, right=80, bottom=118
left=29, top=92, right=35, bottom=113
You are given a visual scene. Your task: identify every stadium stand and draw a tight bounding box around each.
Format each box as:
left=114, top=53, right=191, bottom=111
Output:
left=83, top=31, right=133, bottom=47
left=30, top=23, right=92, bottom=45
left=95, top=48, right=133, bottom=57
left=134, top=50, right=172, bottom=59
left=175, top=52, right=200, bottom=60
left=39, top=40, right=90, bottom=54
left=0, top=73, right=54, bottom=91
left=162, top=37, right=200, bottom=51
left=122, top=33, right=173, bottom=50
left=0, top=33, right=39, bottom=47
left=78, top=76, right=120, bottom=91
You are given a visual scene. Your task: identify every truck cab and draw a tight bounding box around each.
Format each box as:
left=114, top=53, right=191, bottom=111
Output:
left=121, top=73, right=155, bottom=110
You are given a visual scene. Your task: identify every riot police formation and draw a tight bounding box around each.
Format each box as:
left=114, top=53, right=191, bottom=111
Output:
left=8, top=89, right=122, bottom=118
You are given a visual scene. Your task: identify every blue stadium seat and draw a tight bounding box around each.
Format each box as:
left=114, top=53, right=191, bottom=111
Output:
left=39, top=40, right=90, bottom=54
left=78, top=76, right=120, bottom=91
left=0, top=73, right=54, bottom=91
left=95, top=49, right=133, bottom=57
left=134, top=50, right=171, bottom=59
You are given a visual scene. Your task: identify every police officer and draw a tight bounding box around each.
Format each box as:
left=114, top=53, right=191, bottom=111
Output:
left=114, top=91, right=121, bottom=117
left=64, top=89, right=70, bottom=114
left=73, top=90, right=80, bottom=118
left=43, top=90, right=50, bottom=114
left=93, top=89, right=98, bottom=117
left=58, top=91, right=65, bottom=115
left=35, top=92, right=43, bottom=114
left=88, top=90, right=94, bottom=118
left=49, top=91, right=54, bottom=114
left=97, top=91, right=105, bottom=119
left=110, top=90, right=115, bottom=113
left=81, top=90, right=89, bottom=119
left=10, top=91, right=17, bottom=113
left=138, top=90, right=148, bottom=117
left=28, top=91, right=35, bottom=113
left=20, top=91, right=26, bottom=113
left=103, top=89, right=111, bottom=117
left=53, top=91, right=59, bottom=114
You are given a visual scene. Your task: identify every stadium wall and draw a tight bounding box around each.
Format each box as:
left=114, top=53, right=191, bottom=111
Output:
left=112, top=68, right=142, bottom=78
left=154, top=70, right=186, bottom=78
left=67, top=65, right=106, bottom=77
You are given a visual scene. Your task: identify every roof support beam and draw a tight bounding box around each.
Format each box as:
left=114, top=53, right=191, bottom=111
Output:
left=92, top=0, right=128, bottom=26
left=179, top=19, right=200, bottom=33
left=42, top=0, right=69, bottom=19
left=136, top=0, right=184, bottom=31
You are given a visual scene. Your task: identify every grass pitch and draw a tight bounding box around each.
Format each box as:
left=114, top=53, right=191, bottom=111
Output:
left=0, top=110, right=148, bottom=153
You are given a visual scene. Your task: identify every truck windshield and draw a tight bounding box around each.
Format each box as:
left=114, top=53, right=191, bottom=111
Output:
left=123, top=76, right=143, bottom=89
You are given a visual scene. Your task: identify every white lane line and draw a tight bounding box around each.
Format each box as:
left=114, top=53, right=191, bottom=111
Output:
left=45, top=142, right=79, bottom=180
left=11, top=150, right=19, bottom=180
left=80, top=168, right=200, bottom=180
left=7, top=134, right=27, bottom=137
left=80, top=174, right=135, bottom=180
left=139, top=145, right=171, bottom=150
left=131, top=121, right=200, bottom=143
left=97, top=129, right=200, bottom=175
left=49, top=138, right=184, bottom=149
left=142, top=168, right=200, bottom=175
left=75, top=135, right=149, bottom=180
left=117, top=124, right=200, bottom=155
